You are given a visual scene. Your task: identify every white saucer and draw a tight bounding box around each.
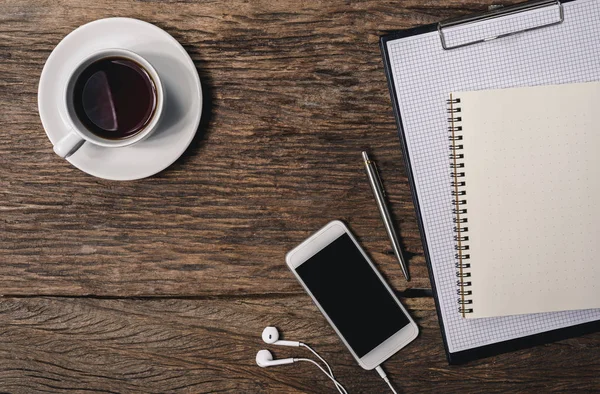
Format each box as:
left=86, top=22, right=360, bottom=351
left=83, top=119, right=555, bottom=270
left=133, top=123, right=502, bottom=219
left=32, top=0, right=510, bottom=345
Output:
left=38, top=18, right=203, bottom=180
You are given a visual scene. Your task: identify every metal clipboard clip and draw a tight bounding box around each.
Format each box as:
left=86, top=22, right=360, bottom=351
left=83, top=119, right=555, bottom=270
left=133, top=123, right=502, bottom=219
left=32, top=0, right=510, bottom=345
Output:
left=438, top=0, right=564, bottom=50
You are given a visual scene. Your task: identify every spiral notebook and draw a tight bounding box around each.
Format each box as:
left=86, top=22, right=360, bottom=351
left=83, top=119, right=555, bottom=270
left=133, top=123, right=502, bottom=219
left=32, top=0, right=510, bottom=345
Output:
left=380, top=0, right=600, bottom=363
left=448, top=82, right=600, bottom=319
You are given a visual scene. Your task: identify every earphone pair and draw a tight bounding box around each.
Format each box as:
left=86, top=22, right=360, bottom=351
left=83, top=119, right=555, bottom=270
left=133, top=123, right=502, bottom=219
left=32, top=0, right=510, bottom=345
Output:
left=256, top=327, right=347, bottom=394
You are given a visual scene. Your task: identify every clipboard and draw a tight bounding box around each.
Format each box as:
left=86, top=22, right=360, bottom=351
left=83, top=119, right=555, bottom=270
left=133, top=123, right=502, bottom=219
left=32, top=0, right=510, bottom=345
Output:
left=379, top=0, right=600, bottom=364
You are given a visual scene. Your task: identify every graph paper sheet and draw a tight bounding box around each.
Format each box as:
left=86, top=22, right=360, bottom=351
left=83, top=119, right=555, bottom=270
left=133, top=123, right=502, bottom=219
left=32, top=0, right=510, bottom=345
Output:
left=384, top=0, right=600, bottom=355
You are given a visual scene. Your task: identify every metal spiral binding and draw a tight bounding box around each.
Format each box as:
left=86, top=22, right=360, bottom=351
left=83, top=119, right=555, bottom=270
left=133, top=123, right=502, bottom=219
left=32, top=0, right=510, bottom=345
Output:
left=447, top=94, right=473, bottom=316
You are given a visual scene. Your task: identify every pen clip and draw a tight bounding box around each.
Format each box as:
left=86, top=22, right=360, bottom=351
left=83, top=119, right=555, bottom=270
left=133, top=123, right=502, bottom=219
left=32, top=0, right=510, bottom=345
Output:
left=373, top=161, right=386, bottom=198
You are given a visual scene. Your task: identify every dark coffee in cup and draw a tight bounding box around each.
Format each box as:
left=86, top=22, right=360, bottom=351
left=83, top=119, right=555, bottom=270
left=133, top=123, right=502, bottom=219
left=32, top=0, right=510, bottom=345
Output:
left=72, top=57, right=157, bottom=140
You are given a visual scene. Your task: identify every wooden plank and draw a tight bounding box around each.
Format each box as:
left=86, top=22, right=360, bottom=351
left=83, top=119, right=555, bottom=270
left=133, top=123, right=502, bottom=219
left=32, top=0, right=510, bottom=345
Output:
left=2, top=0, right=599, bottom=392
left=0, top=295, right=597, bottom=393
left=0, top=0, right=522, bottom=296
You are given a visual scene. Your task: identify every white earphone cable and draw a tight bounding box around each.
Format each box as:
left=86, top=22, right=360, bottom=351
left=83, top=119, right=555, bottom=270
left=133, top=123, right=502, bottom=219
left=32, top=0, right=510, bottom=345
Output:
left=375, top=365, right=398, bottom=394
left=300, top=344, right=334, bottom=377
left=299, top=343, right=345, bottom=394
left=294, top=358, right=348, bottom=394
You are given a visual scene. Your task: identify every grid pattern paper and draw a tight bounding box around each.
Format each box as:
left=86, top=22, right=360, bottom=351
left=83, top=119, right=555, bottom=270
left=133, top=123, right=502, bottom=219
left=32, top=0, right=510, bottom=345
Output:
left=386, top=0, right=600, bottom=353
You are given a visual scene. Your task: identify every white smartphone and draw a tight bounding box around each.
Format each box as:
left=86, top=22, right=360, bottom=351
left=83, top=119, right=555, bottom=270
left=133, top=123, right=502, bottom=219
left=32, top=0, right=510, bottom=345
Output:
left=286, top=220, right=418, bottom=370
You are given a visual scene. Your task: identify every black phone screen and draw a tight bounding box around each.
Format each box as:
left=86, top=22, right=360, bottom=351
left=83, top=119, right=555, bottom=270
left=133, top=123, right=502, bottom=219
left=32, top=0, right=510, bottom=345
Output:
left=296, top=233, right=410, bottom=358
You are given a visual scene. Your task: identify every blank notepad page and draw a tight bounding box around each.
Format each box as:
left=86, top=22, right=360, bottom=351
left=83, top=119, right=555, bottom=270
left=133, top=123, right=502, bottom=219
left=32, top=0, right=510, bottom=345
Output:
left=455, top=82, right=600, bottom=318
left=386, top=0, right=600, bottom=354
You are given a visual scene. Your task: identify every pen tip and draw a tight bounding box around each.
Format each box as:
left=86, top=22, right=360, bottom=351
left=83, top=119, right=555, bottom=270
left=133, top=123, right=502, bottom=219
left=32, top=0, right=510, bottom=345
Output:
left=362, top=151, right=369, bottom=161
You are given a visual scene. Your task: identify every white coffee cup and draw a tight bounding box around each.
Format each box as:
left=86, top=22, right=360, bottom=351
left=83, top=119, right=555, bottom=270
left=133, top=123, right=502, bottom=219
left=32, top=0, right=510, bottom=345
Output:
left=54, top=48, right=164, bottom=158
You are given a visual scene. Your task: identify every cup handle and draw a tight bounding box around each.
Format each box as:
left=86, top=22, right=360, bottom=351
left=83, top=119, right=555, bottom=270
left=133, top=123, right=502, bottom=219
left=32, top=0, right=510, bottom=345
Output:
left=53, top=129, right=85, bottom=158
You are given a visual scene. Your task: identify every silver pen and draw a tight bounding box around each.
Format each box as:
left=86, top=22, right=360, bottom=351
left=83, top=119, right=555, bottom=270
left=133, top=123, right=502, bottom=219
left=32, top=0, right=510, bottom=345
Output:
left=362, top=151, right=410, bottom=281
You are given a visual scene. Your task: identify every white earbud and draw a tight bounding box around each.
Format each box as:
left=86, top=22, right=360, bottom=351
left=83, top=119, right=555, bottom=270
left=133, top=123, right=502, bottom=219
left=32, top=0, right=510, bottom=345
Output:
left=262, top=326, right=300, bottom=347
left=256, top=349, right=295, bottom=367
left=257, top=327, right=348, bottom=394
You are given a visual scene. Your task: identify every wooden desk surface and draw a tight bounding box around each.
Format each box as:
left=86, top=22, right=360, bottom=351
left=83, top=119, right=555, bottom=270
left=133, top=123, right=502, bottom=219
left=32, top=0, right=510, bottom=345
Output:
left=1, top=0, right=599, bottom=392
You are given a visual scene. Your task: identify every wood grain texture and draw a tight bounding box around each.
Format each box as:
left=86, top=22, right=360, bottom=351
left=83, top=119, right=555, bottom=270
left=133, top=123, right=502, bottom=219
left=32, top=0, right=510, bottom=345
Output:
left=0, top=296, right=599, bottom=393
left=1, top=0, right=599, bottom=392
left=0, top=0, right=524, bottom=297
